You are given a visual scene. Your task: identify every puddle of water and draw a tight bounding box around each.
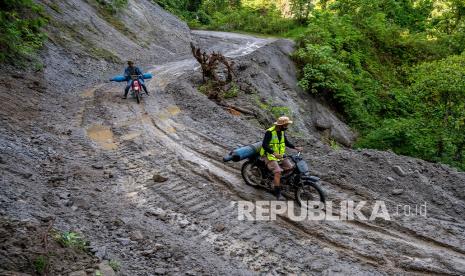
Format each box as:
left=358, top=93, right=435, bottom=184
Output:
left=86, top=124, right=118, bottom=150
left=166, top=126, right=176, bottom=133
left=81, top=88, right=95, bottom=98
left=167, top=105, right=181, bottom=115
left=157, top=113, right=169, bottom=120
left=142, top=114, right=152, bottom=123
left=81, top=84, right=106, bottom=98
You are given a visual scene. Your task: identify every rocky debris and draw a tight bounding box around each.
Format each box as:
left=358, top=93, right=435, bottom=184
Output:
left=391, top=189, right=404, bottom=195
left=57, top=191, right=71, bottom=200
left=72, top=197, right=91, bottom=210
left=116, top=238, right=132, bottom=246
left=213, top=224, right=225, bottom=232
left=104, top=170, right=114, bottom=178
left=392, top=165, right=407, bottom=177
left=178, top=219, right=190, bottom=228
left=153, top=173, right=169, bottom=183
left=92, top=163, right=104, bottom=170
left=387, top=176, right=395, bottom=182
left=69, top=271, right=87, bottom=276
left=0, top=219, right=96, bottom=274
left=98, top=262, right=116, bottom=276
left=145, top=208, right=168, bottom=221
left=419, top=173, right=431, bottom=184
left=154, top=268, right=167, bottom=275
left=92, top=246, right=108, bottom=260
left=130, top=230, right=144, bottom=241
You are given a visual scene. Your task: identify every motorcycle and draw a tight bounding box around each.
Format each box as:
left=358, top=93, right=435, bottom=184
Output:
left=110, top=73, right=152, bottom=104
left=241, top=151, right=325, bottom=206
left=129, top=75, right=144, bottom=104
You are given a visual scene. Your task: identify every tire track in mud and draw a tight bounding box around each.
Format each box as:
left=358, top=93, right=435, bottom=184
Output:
left=323, top=178, right=465, bottom=255
left=75, top=49, right=382, bottom=274
left=119, top=91, right=398, bottom=273
left=139, top=97, right=465, bottom=274
left=76, top=31, right=465, bottom=274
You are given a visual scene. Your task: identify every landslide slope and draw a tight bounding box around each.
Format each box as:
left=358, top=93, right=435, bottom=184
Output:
left=1, top=0, right=464, bottom=275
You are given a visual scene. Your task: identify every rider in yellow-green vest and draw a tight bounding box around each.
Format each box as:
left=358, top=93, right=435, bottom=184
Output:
left=260, top=116, right=303, bottom=199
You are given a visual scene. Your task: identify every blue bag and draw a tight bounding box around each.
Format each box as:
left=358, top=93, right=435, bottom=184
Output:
left=110, top=75, right=126, bottom=82
left=110, top=73, right=152, bottom=82
left=142, top=73, right=153, bottom=79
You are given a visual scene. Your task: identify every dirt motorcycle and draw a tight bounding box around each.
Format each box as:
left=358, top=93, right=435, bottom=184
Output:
left=128, top=75, right=145, bottom=104
left=110, top=73, right=152, bottom=103
left=241, top=151, right=325, bottom=206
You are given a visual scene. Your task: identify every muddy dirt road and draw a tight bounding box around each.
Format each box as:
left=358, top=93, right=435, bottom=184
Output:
left=68, top=31, right=465, bottom=274
left=1, top=29, right=465, bottom=275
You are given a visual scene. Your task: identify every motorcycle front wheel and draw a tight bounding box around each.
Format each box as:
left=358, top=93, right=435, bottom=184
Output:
left=135, top=90, right=141, bottom=104
left=241, top=160, right=263, bottom=187
left=295, top=182, right=325, bottom=208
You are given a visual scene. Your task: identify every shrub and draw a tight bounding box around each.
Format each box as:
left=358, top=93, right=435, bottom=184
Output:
left=0, top=0, right=48, bottom=63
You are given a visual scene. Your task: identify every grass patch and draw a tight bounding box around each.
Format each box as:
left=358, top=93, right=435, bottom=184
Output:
left=33, top=255, right=48, bottom=274
left=86, top=0, right=135, bottom=39
left=53, top=231, right=88, bottom=251
left=198, top=81, right=215, bottom=96
left=90, top=47, right=121, bottom=63
left=109, top=260, right=121, bottom=272
left=224, top=83, right=239, bottom=99
left=330, top=139, right=341, bottom=150
left=254, top=95, right=291, bottom=118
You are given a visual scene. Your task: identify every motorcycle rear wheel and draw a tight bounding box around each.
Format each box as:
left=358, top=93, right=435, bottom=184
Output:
left=241, top=160, right=263, bottom=187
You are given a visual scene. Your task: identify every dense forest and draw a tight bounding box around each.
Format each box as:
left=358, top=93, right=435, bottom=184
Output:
left=2, top=0, right=465, bottom=170
left=155, top=0, right=465, bottom=170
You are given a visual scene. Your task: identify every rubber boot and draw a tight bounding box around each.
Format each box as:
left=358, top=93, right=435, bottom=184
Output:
left=274, top=186, right=282, bottom=200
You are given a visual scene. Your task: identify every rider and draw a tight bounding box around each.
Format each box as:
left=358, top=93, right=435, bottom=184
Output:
left=123, top=60, right=149, bottom=99
left=260, top=116, right=302, bottom=200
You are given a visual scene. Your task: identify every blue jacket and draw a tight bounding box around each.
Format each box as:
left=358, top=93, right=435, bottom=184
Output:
left=124, top=66, right=143, bottom=80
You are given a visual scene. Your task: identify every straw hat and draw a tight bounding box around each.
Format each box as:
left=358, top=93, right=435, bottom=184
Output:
left=274, top=116, right=293, bottom=126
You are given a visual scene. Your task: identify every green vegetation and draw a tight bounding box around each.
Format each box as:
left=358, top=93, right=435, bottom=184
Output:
left=254, top=95, right=291, bottom=117
left=199, top=80, right=240, bottom=99
left=165, top=1, right=465, bottom=170
left=33, top=255, right=48, bottom=274
left=53, top=231, right=88, bottom=251
left=292, top=0, right=465, bottom=170
left=153, top=0, right=300, bottom=35
left=0, top=0, right=48, bottom=63
left=224, top=83, right=239, bottom=98
left=95, top=0, right=128, bottom=14
left=88, top=0, right=134, bottom=38
left=109, top=260, right=121, bottom=272
left=198, top=80, right=216, bottom=95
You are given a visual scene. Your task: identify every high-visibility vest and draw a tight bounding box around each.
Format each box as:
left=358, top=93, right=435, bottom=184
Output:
left=260, top=126, right=286, bottom=161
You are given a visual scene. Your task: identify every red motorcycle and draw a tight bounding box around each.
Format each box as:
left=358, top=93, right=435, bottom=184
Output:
left=129, top=75, right=143, bottom=104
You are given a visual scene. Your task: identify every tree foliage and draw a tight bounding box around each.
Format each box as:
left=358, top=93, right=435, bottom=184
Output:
left=293, top=0, right=465, bottom=170
left=290, top=0, right=313, bottom=24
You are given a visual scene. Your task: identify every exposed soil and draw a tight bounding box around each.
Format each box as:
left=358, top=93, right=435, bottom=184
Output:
left=1, top=1, right=464, bottom=275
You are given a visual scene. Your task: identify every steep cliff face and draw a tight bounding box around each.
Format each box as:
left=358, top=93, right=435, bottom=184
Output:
left=42, top=0, right=191, bottom=90
left=1, top=1, right=465, bottom=275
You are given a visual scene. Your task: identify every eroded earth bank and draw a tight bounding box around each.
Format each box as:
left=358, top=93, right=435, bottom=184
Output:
left=1, top=0, right=465, bottom=275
